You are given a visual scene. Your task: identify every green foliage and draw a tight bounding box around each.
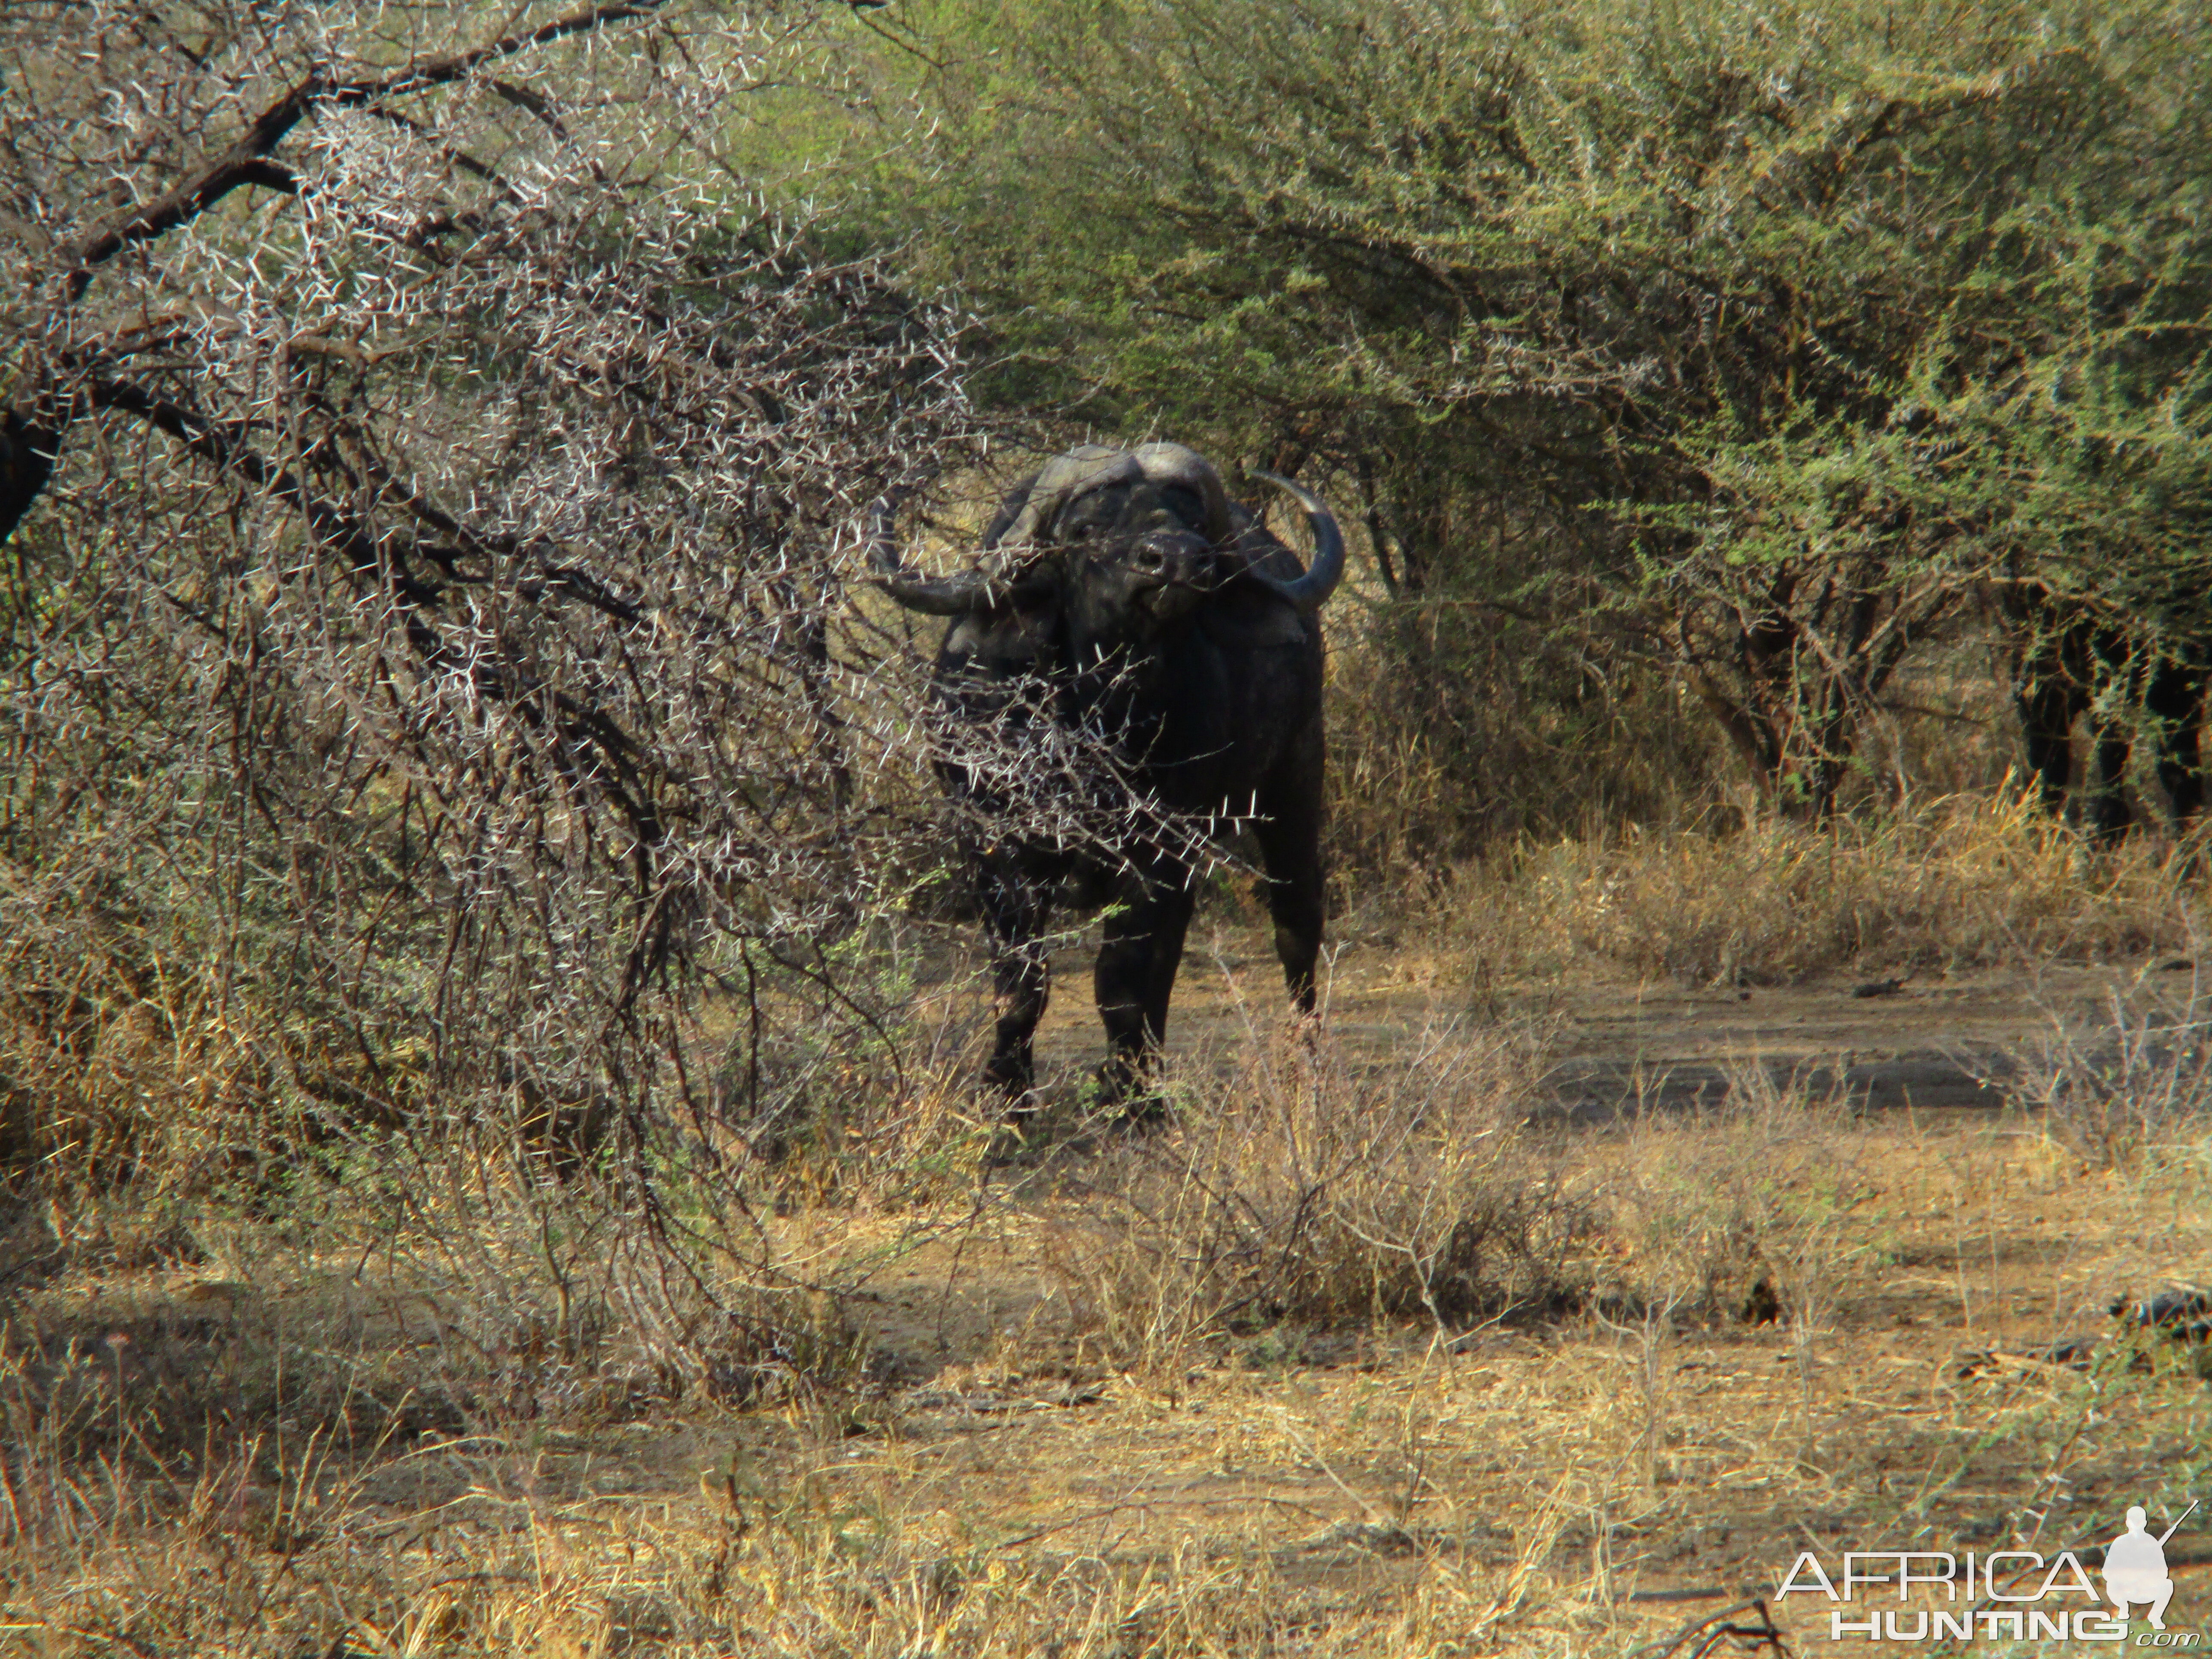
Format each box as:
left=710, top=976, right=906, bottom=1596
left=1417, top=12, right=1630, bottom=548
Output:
left=802, top=0, right=2212, bottom=834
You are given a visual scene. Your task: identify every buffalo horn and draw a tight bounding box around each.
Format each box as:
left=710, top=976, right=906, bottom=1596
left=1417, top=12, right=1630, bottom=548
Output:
left=866, top=495, right=995, bottom=615
left=1247, top=471, right=1346, bottom=608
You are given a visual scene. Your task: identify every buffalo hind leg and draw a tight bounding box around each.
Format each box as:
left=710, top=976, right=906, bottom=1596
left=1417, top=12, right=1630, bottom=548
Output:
left=1093, top=871, right=1197, bottom=1118
left=2147, top=657, right=2208, bottom=826
left=1253, top=778, right=1325, bottom=1019
left=978, top=853, right=1058, bottom=1112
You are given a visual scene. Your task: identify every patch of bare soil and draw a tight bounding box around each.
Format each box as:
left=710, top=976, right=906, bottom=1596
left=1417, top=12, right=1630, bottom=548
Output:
left=64, top=1119, right=2196, bottom=1652
left=814, top=927, right=2209, bottom=1636
left=1035, top=916, right=2202, bottom=1118
left=592, top=929, right=2205, bottom=1634
left=814, top=1138, right=2209, bottom=1616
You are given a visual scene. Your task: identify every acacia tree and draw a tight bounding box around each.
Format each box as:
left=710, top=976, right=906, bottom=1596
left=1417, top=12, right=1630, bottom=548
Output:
left=0, top=0, right=1064, bottom=1369
left=851, top=0, right=2212, bottom=827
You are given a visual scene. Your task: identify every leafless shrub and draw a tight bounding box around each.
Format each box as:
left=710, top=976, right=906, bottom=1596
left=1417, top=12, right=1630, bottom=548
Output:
left=2002, top=981, right=2212, bottom=1168
left=1046, top=1022, right=1589, bottom=1376
left=0, top=0, right=1179, bottom=1422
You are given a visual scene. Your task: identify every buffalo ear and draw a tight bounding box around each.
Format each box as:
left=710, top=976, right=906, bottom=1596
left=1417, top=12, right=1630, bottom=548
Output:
left=945, top=607, right=1054, bottom=670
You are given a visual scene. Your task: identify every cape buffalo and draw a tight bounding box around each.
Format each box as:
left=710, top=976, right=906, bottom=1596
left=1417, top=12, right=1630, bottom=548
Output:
left=870, top=443, right=1345, bottom=1113
left=2004, top=577, right=2208, bottom=839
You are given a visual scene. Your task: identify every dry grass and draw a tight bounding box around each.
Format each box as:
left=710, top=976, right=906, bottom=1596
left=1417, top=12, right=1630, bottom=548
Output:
left=1575, top=1068, right=1881, bottom=1331
left=1455, top=789, right=2207, bottom=986
left=1322, top=603, right=1723, bottom=874
left=1036, top=1021, right=1587, bottom=1382
left=2001, top=975, right=2212, bottom=1170
left=7, top=939, right=2212, bottom=1655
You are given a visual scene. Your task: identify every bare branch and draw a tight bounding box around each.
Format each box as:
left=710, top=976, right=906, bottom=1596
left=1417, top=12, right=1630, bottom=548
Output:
left=60, top=0, right=672, bottom=297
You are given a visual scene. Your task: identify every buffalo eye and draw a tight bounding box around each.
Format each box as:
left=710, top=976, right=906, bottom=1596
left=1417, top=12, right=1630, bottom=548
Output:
left=1159, top=485, right=1203, bottom=527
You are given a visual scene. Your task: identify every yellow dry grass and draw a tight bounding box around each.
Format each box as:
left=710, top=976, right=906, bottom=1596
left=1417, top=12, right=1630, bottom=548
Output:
left=1454, top=789, right=2210, bottom=986
left=6, top=1028, right=2209, bottom=1657
left=8, top=804, right=2212, bottom=1656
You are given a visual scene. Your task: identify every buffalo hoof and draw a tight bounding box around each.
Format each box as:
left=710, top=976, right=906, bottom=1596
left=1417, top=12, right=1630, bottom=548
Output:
left=1093, top=1057, right=1171, bottom=1128
left=981, top=1057, right=1039, bottom=1121
left=981, top=1116, right=1038, bottom=1171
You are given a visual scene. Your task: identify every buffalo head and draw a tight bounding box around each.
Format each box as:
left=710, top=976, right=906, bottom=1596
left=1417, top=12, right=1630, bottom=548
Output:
left=868, top=443, right=1344, bottom=652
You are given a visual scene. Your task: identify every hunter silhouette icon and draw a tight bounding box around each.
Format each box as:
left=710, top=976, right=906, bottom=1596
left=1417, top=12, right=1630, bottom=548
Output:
left=2106, top=1501, right=2197, bottom=1629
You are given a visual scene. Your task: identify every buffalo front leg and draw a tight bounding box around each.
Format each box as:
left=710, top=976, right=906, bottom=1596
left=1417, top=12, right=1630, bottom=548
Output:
left=978, top=855, right=1057, bottom=1109
left=2014, top=668, right=2082, bottom=819
left=1093, top=871, right=1197, bottom=1112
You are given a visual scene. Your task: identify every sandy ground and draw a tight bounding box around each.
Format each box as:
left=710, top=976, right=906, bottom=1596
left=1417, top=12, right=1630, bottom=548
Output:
left=1027, top=914, right=2203, bottom=1118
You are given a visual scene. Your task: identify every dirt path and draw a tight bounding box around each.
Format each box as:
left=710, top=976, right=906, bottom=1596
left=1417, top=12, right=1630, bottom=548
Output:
left=1020, top=916, right=2203, bottom=1119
